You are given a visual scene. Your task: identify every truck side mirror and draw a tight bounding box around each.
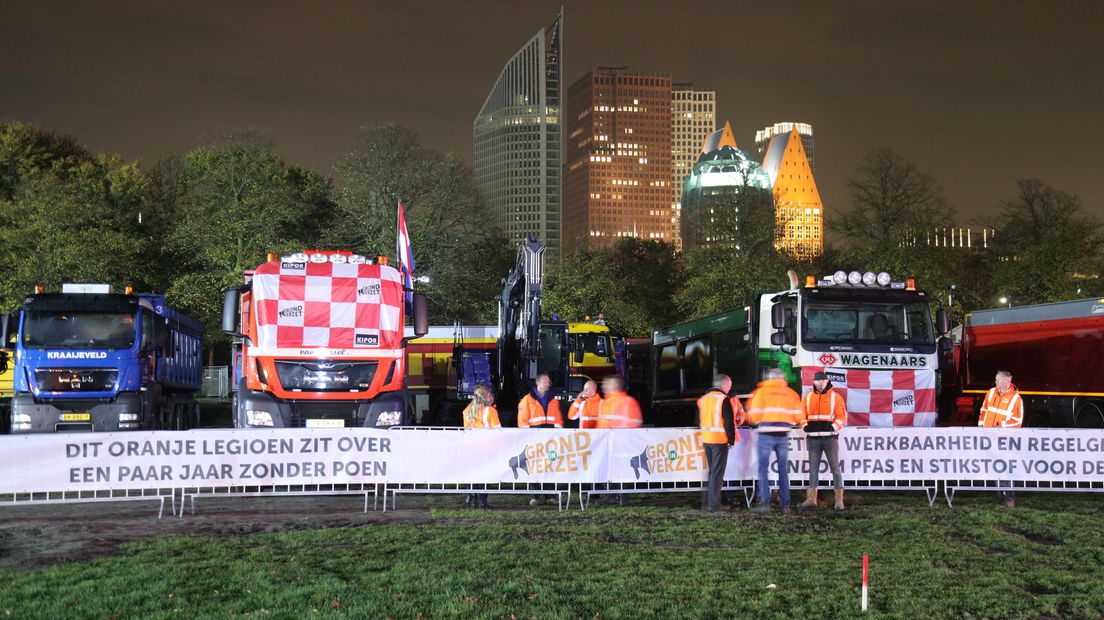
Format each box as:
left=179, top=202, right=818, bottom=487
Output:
left=771, top=302, right=786, bottom=330
left=412, top=293, right=429, bottom=337
left=573, top=348, right=584, bottom=364
left=938, top=336, right=953, bottom=352
left=221, top=289, right=241, bottom=335
left=770, top=332, right=786, bottom=346
left=936, top=308, right=950, bottom=335
left=0, top=313, right=11, bottom=347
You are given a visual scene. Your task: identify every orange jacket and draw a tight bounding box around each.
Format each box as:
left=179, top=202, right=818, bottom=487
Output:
left=746, top=378, right=803, bottom=433
left=597, top=391, right=643, bottom=428
left=802, top=386, right=847, bottom=436
left=518, top=392, right=563, bottom=428
left=462, top=403, right=501, bottom=428
left=568, top=394, right=602, bottom=429
left=698, top=389, right=736, bottom=444
left=978, top=385, right=1023, bottom=428
left=731, top=395, right=747, bottom=427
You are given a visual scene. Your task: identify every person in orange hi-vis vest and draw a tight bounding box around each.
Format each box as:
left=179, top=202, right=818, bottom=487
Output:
left=597, top=375, right=642, bottom=429
left=800, top=371, right=848, bottom=511
left=698, top=374, right=736, bottom=512
left=518, top=373, right=563, bottom=507
left=746, top=368, right=804, bottom=513
left=567, top=380, right=601, bottom=429
left=462, top=384, right=501, bottom=509
left=979, top=370, right=1023, bottom=507
left=517, top=373, right=564, bottom=429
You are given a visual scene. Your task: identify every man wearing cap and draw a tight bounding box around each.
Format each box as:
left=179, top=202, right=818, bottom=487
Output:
left=800, top=371, right=848, bottom=510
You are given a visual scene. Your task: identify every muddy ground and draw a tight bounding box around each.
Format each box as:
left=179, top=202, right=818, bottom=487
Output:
left=0, top=494, right=453, bottom=571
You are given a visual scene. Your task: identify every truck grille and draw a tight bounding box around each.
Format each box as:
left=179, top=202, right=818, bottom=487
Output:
left=274, top=361, right=378, bottom=392
left=35, top=368, right=119, bottom=393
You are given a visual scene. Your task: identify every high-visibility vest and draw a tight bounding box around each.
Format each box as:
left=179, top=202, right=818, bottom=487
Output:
left=698, top=390, right=732, bottom=444
left=597, top=391, right=643, bottom=428
left=463, top=403, right=501, bottom=429
left=731, top=395, right=747, bottom=427
left=518, top=393, right=563, bottom=428
left=802, top=387, right=847, bottom=436
left=568, top=395, right=601, bottom=429
left=978, top=386, right=1023, bottom=428
left=746, top=379, right=804, bottom=433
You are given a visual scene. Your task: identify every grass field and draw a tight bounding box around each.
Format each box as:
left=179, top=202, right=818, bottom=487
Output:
left=1, top=491, right=1102, bottom=619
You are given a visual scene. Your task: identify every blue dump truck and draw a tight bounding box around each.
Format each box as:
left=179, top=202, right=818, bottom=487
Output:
left=1, top=284, right=203, bottom=433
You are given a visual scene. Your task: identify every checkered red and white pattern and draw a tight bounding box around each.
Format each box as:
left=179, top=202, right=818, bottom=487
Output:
left=801, top=367, right=937, bottom=427
left=252, top=259, right=404, bottom=350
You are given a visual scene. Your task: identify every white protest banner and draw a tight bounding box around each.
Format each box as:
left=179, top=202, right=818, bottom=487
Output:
left=0, top=427, right=1101, bottom=494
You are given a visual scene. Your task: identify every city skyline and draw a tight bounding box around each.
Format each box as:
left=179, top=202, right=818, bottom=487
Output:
left=2, top=1, right=1101, bottom=226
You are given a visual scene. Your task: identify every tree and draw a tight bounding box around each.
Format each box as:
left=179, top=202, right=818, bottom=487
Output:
left=157, top=134, right=336, bottom=344
left=829, top=149, right=973, bottom=317
left=0, top=150, right=157, bottom=309
left=332, top=123, right=512, bottom=324
left=985, top=179, right=1104, bottom=304
left=0, top=122, right=90, bottom=201
left=546, top=238, right=681, bottom=337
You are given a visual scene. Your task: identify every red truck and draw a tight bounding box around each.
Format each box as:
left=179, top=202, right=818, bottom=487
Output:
left=222, top=250, right=427, bottom=428
left=952, top=297, right=1104, bottom=428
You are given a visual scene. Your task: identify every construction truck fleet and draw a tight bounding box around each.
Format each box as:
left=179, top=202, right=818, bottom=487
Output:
left=952, top=297, right=1104, bottom=428
left=222, top=250, right=428, bottom=429
left=648, top=270, right=949, bottom=427
left=1, top=284, right=203, bottom=433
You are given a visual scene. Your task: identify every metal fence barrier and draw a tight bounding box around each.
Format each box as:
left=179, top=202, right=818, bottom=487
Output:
left=200, top=366, right=229, bottom=399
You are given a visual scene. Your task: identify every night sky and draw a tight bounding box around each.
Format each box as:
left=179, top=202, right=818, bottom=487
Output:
left=3, top=0, right=1101, bottom=225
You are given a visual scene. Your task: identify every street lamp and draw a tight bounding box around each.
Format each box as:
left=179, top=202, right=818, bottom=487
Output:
left=998, top=296, right=1011, bottom=307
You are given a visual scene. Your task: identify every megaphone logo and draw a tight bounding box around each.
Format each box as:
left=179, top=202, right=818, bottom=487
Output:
left=508, top=449, right=529, bottom=480
left=629, top=447, right=651, bottom=479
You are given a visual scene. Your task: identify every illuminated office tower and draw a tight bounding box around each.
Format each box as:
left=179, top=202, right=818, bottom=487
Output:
left=755, top=121, right=814, bottom=172
left=473, top=8, right=563, bottom=261
left=671, top=86, right=716, bottom=250
left=562, top=67, right=673, bottom=253
left=760, top=126, right=824, bottom=259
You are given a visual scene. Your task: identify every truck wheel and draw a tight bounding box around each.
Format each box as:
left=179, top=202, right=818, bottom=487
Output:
left=1075, top=402, right=1104, bottom=428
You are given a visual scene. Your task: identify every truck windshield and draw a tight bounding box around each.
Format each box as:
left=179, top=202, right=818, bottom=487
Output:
left=23, top=312, right=137, bottom=349
left=803, top=302, right=934, bottom=345
left=573, top=333, right=610, bottom=357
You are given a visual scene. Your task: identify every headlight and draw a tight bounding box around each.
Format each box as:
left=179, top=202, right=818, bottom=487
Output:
left=877, top=272, right=892, bottom=287
left=833, top=270, right=848, bottom=285
left=862, top=272, right=877, bottom=286
left=246, top=410, right=274, bottom=426
left=375, top=411, right=402, bottom=426
left=847, top=271, right=862, bottom=286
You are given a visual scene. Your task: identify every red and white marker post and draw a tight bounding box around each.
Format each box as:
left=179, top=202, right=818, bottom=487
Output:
left=861, top=553, right=869, bottom=611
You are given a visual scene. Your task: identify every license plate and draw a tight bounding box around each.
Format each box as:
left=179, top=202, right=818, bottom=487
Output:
left=60, top=413, right=91, bottom=421
left=305, top=419, right=344, bottom=428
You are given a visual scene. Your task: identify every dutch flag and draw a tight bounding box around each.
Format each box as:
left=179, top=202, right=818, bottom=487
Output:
left=397, top=200, right=415, bottom=309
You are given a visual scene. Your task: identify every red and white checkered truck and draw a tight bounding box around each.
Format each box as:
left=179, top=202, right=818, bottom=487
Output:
left=221, top=250, right=427, bottom=428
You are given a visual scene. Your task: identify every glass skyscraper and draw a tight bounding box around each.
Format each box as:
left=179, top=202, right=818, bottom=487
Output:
left=473, top=8, right=563, bottom=261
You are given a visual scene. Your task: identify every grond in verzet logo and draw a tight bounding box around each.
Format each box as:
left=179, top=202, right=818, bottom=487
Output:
left=818, top=353, right=837, bottom=366
left=279, top=305, right=303, bottom=318
left=629, top=434, right=706, bottom=479
left=508, top=432, right=592, bottom=478
left=894, top=394, right=914, bottom=407
left=358, top=283, right=381, bottom=297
